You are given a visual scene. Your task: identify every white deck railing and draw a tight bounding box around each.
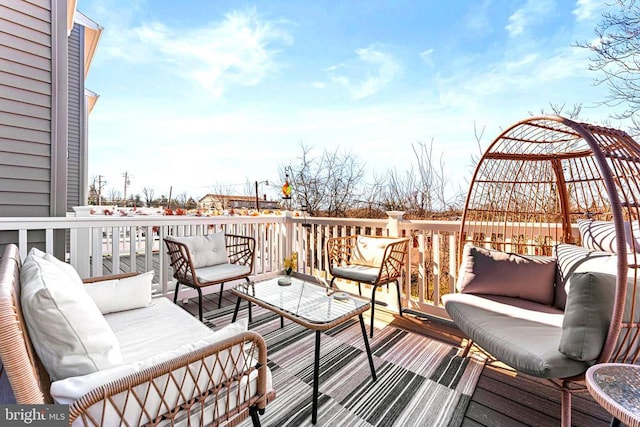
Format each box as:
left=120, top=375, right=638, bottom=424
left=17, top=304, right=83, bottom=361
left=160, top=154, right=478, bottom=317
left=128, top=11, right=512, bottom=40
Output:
left=4, top=210, right=578, bottom=320
left=0, top=211, right=463, bottom=319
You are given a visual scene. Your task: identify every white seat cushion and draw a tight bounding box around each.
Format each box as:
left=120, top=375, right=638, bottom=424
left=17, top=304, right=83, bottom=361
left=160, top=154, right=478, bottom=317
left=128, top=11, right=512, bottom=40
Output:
left=105, top=297, right=214, bottom=363
left=50, top=315, right=271, bottom=427
left=332, top=265, right=380, bottom=283
left=194, top=264, right=251, bottom=283
left=20, top=254, right=122, bottom=381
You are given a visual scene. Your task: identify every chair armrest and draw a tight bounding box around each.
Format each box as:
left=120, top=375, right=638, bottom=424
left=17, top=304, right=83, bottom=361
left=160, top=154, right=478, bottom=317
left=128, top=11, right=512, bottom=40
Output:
left=327, top=236, right=357, bottom=272
left=69, top=331, right=271, bottom=425
left=377, top=237, right=410, bottom=283
left=164, top=238, right=199, bottom=284
left=226, top=234, right=256, bottom=269
left=82, top=272, right=139, bottom=284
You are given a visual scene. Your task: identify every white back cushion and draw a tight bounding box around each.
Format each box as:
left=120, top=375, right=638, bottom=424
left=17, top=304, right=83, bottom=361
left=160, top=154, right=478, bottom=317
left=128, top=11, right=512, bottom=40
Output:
left=28, top=247, right=84, bottom=287
left=20, top=254, right=122, bottom=381
left=351, top=236, right=399, bottom=267
left=170, top=233, right=229, bottom=268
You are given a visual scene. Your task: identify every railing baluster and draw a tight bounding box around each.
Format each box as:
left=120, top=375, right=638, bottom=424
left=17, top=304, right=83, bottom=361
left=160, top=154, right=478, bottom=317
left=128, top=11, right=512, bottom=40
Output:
left=129, top=226, right=137, bottom=273
left=18, top=229, right=27, bottom=260
left=145, top=226, right=154, bottom=274
left=91, top=227, right=103, bottom=277
left=433, top=233, right=441, bottom=305
left=418, top=232, right=426, bottom=304
left=449, top=233, right=457, bottom=294
left=112, top=227, right=120, bottom=275
left=45, top=229, right=54, bottom=254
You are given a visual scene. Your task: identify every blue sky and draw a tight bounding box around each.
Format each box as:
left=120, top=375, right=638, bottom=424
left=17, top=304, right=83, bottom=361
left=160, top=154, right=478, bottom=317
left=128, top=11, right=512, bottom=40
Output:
left=82, top=0, right=623, bottom=202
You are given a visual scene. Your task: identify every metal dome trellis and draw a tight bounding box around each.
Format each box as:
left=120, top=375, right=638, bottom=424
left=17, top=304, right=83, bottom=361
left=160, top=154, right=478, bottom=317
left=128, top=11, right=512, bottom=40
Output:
left=458, top=115, right=640, bottom=424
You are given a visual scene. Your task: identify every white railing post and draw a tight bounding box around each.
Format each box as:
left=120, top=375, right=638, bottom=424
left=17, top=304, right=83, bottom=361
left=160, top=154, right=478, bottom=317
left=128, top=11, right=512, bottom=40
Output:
left=71, top=206, right=92, bottom=278
left=283, top=211, right=293, bottom=273
left=386, top=211, right=405, bottom=237
left=385, top=210, right=405, bottom=312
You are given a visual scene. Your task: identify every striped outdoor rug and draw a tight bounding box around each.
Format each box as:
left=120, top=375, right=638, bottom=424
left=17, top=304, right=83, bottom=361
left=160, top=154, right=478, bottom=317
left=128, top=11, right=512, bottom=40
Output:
left=204, top=305, right=485, bottom=427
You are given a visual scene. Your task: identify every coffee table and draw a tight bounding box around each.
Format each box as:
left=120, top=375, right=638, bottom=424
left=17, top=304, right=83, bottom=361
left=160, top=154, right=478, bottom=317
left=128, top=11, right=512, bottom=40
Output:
left=230, top=276, right=377, bottom=425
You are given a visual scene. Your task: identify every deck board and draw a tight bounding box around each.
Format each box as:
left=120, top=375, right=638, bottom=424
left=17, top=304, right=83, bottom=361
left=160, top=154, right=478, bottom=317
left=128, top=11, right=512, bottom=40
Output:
left=107, top=253, right=613, bottom=426
left=175, top=290, right=613, bottom=426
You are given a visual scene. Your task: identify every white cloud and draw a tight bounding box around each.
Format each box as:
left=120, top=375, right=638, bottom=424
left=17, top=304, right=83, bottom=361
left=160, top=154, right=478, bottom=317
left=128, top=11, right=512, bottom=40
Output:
left=328, top=45, right=402, bottom=100
left=436, top=44, right=594, bottom=112
left=98, top=8, right=292, bottom=97
left=573, top=0, right=601, bottom=21
left=420, top=48, right=435, bottom=67
left=465, top=0, right=494, bottom=33
left=506, top=0, right=555, bottom=37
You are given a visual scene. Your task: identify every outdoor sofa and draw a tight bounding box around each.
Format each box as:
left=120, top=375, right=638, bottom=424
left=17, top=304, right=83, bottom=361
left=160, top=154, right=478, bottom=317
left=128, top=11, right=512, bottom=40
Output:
left=0, top=243, right=274, bottom=426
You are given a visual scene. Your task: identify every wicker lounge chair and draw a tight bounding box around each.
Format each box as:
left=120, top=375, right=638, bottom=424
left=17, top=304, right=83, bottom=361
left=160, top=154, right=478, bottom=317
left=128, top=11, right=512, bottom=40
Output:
left=165, top=233, right=255, bottom=321
left=0, top=243, right=274, bottom=426
left=327, top=235, right=410, bottom=337
left=442, top=115, right=640, bottom=427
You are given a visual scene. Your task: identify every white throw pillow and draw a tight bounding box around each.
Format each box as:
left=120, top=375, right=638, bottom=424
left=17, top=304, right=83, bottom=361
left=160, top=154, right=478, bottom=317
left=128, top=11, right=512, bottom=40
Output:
left=169, top=233, right=229, bottom=268
left=577, top=219, right=640, bottom=253
left=85, top=271, right=154, bottom=314
left=20, top=254, right=123, bottom=381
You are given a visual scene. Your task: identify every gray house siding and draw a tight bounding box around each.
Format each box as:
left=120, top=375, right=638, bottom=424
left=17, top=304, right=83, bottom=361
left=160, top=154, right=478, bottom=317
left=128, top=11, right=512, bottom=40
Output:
left=0, top=0, right=68, bottom=252
left=67, top=23, right=83, bottom=211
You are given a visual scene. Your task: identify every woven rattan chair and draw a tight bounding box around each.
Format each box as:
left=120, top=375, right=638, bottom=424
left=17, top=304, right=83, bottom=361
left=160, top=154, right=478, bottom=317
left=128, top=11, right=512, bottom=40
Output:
left=165, top=233, right=255, bottom=321
left=327, top=235, right=410, bottom=337
left=446, top=115, right=640, bottom=427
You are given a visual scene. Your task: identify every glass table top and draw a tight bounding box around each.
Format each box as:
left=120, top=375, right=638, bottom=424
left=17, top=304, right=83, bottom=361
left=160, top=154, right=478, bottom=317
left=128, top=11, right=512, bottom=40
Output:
left=233, top=277, right=369, bottom=324
left=588, top=364, right=640, bottom=420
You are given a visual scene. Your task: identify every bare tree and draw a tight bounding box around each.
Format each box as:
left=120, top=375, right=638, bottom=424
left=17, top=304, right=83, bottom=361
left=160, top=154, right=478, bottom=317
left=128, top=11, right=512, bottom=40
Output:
left=378, top=141, right=462, bottom=217
left=577, top=0, right=640, bottom=122
left=175, top=192, right=188, bottom=208
left=106, top=188, right=121, bottom=205
left=283, top=143, right=365, bottom=216
left=142, top=187, right=155, bottom=207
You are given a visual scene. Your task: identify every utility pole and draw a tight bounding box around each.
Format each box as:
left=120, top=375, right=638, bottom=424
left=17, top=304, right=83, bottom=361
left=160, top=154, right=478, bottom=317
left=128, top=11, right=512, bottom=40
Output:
left=97, top=175, right=106, bottom=206
left=123, top=172, right=131, bottom=206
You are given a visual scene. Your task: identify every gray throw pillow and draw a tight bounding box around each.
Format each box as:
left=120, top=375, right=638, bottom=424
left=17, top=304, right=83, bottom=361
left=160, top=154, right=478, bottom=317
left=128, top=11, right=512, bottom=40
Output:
left=456, top=244, right=557, bottom=305
left=559, top=272, right=615, bottom=362
left=553, top=243, right=616, bottom=310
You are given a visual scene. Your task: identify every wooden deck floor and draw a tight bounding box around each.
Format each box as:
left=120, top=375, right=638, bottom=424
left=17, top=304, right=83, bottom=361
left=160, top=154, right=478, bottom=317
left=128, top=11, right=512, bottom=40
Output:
left=104, top=254, right=612, bottom=426
left=177, top=290, right=613, bottom=427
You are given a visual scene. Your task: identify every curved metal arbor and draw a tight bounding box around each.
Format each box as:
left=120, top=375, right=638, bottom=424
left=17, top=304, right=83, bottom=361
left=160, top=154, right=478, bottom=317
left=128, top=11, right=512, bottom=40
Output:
left=459, top=115, right=640, bottom=420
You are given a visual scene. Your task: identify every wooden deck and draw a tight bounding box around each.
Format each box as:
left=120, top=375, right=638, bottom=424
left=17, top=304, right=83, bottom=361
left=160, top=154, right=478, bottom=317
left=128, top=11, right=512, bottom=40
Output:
left=176, top=290, right=612, bottom=427
left=104, top=254, right=612, bottom=425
